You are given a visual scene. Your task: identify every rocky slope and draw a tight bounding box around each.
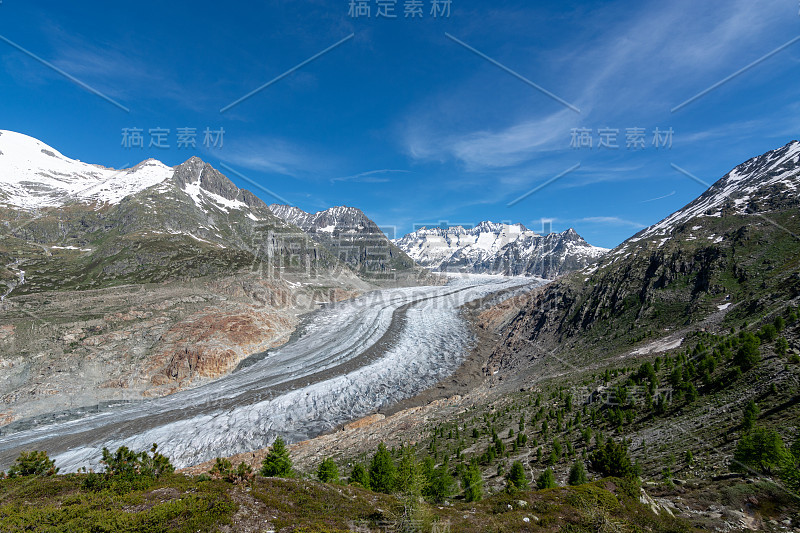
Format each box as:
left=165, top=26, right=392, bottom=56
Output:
left=269, top=204, right=417, bottom=279
left=489, top=140, right=800, bottom=365
left=394, top=222, right=607, bottom=278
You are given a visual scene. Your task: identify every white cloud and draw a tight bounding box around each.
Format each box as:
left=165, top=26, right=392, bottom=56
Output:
left=403, top=0, right=795, bottom=171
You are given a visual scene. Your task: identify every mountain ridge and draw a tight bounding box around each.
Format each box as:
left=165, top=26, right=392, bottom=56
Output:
left=394, top=222, right=607, bottom=278
left=269, top=203, right=418, bottom=279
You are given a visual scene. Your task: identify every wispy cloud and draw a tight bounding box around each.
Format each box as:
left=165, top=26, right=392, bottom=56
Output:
left=642, top=190, right=676, bottom=203
left=402, top=0, right=795, bottom=172
left=215, top=134, right=338, bottom=179
left=576, top=216, right=646, bottom=228
left=406, top=108, right=578, bottom=170
left=330, top=169, right=410, bottom=184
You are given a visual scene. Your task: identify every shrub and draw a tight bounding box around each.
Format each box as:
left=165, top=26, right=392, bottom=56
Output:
left=234, top=461, right=254, bottom=482
left=536, top=468, right=557, bottom=489
left=209, top=457, right=233, bottom=480
left=6, top=451, right=58, bottom=478
left=317, top=457, right=339, bottom=483
left=83, top=443, right=173, bottom=492
left=102, top=443, right=174, bottom=480
left=210, top=457, right=253, bottom=483
left=260, top=436, right=293, bottom=478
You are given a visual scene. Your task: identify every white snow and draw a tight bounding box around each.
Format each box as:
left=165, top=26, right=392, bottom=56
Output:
left=50, top=246, right=91, bottom=252
left=717, top=303, right=731, bottom=310
left=0, top=131, right=174, bottom=209
left=631, top=336, right=683, bottom=356
left=636, top=140, right=800, bottom=242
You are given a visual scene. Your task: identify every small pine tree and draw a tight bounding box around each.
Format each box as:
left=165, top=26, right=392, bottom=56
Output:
left=733, top=426, right=791, bottom=475
left=395, top=446, right=422, bottom=496
left=369, top=442, right=397, bottom=494
left=589, top=438, right=636, bottom=479
left=536, top=468, right=557, bottom=489
left=209, top=457, right=233, bottom=480
left=776, top=337, right=789, bottom=357
left=317, top=457, right=339, bottom=483
left=742, top=399, right=759, bottom=432
left=348, top=463, right=370, bottom=489
left=506, top=460, right=528, bottom=491
left=422, top=462, right=455, bottom=503
left=791, top=430, right=800, bottom=463
left=734, top=333, right=761, bottom=371
left=461, top=461, right=483, bottom=502
left=568, top=460, right=588, bottom=486
left=260, top=436, right=293, bottom=478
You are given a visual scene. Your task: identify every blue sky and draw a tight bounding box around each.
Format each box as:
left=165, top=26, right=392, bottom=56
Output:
left=1, top=0, right=798, bottom=248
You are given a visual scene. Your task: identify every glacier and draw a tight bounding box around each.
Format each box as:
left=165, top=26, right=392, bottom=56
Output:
left=0, top=275, right=543, bottom=471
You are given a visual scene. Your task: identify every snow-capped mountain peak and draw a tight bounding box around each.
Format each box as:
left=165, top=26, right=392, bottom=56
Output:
left=0, top=130, right=173, bottom=209
left=639, top=140, right=800, bottom=240
left=269, top=204, right=374, bottom=234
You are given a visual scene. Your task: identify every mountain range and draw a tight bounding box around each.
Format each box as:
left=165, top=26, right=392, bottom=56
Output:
left=0, top=130, right=608, bottom=426
left=394, top=222, right=607, bottom=278
left=0, top=131, right=379, bottom=424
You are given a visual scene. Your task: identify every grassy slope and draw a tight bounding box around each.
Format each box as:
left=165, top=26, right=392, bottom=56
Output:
left=0, top=474, right=693, bottom=533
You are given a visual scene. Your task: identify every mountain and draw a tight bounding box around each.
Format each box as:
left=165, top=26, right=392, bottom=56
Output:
left=0, top=131, right=350, bottom=296
left=490, top=139, right=800, bottom=367
left=269, top=204, right=417, bottom=279
left=393, top=222, right=607, bottom=278
left=0, top=131, right=370, bottom=424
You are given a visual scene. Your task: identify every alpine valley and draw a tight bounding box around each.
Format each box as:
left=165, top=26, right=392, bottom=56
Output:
left=1, top=132, right=799, bottom=532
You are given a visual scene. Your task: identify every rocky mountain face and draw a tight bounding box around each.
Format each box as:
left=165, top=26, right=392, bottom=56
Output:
left=394, top=222, right=607, bottom=278
left=490, top=140, right=800, bottom=367
left=269, top=204, right=417, bottom=279
left=0, top=131, right=370, bottom=425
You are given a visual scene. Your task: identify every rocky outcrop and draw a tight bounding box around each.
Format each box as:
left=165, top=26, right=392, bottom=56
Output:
left=148, top=310, right=295, bottom=387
